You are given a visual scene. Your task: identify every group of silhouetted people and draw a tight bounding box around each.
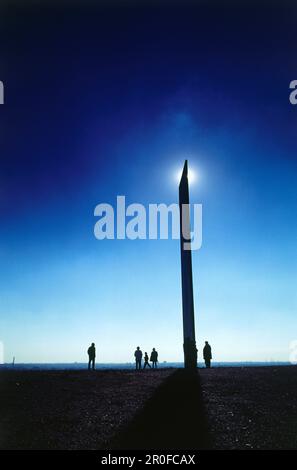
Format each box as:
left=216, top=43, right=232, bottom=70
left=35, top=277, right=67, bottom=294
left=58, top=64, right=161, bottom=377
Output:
left=87, top=341, right=212, bottom=370
left=134, top=342, right=212, bottom=369
left=134, top=346, right=158, bottom=370
left=86, top=343, right=159, bottom=371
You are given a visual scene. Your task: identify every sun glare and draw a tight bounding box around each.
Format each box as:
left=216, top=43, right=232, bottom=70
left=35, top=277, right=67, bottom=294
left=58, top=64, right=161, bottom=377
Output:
left=175, top=166, right=197, bottom=185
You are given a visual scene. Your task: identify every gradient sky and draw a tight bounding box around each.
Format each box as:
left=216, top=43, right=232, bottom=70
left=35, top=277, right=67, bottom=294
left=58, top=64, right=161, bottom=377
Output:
left=1, top=1, right=297, bottom=363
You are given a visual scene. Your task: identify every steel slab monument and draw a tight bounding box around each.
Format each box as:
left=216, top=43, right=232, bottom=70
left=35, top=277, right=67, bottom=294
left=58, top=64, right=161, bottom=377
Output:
left=179, top=160, right=197, bottom=369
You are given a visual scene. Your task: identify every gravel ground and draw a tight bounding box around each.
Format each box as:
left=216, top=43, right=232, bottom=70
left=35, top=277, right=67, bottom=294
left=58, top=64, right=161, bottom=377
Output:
left=1, top=366, right=296, bottom=450
left=200, top=365, right=297, bottom=449
left=0, top=369, right=173, bottom=450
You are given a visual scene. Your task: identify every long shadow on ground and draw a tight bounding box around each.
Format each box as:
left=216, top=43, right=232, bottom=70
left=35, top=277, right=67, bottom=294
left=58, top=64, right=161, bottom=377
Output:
left=108, top=369, right=212, bottom=450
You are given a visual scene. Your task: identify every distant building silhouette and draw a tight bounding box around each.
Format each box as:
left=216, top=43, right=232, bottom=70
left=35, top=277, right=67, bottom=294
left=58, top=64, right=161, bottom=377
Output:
left=143, top=352, right=151, bottom=369
left=87, top=342, right=96, bottom=370
left=134, top=346, right=143, bottom=370
left=150, top=348, right=158, bottom=368
left=203, top=341, right=212, bottom=368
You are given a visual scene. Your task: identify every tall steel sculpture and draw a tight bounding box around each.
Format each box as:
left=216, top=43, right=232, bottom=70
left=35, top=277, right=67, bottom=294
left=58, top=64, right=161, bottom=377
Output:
left=179, top=160, right=197, bottom=369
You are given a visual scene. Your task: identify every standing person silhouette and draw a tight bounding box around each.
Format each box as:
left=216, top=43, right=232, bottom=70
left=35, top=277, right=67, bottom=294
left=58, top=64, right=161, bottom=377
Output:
left=203, top=341, right=212, bottom=368
left=143, top=352, right=151, bottom=369
left=150, top=348, right=158, bottom=368
left=134, top=346, right=143, bottom=370
left=87, top=342, right=96, bottom=370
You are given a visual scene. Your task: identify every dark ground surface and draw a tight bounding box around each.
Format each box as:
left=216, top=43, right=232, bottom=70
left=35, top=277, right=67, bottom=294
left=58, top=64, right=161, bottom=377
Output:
left=111, top=369, right=211, bottom=449
left=0, top=366, right=297, bottom=450
left=0, top=368, right=173, bottom=450
left=200, top=366, right=297, bottom=450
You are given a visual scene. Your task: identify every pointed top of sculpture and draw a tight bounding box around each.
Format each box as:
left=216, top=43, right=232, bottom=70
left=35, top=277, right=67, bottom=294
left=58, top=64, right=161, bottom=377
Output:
left=179, top=159, right=188, bottom=189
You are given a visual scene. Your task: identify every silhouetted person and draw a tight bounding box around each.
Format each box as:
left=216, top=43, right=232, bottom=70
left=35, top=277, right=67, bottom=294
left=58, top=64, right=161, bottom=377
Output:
left=88, top=342, right=96, bottom=370
left=150, top=348, right=158, bottom=368
left=203, top=341, right=212, bottom=368
left=134, top=346, right=143, bottom=370
left=143, top=352, right=151, bottom=369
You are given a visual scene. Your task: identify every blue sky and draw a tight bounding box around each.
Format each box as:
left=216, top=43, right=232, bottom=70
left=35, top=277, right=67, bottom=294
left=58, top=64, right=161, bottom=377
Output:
left=0, top=1, right=297, bottom=363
